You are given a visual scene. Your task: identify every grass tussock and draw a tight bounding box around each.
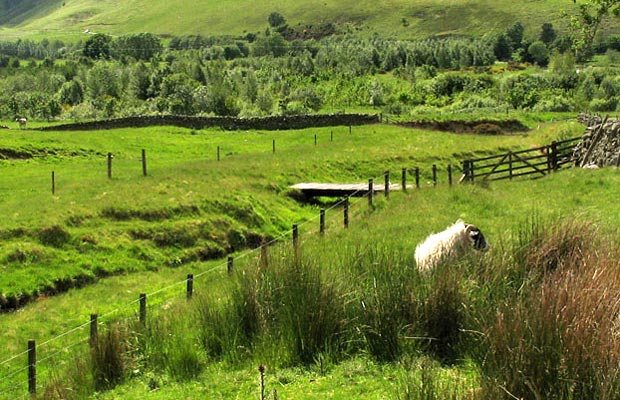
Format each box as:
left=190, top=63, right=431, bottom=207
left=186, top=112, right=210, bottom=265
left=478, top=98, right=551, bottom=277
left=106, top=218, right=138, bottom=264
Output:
left=91, top=323, right=130, bottom=391
left=476, top=218, right=620, bottom=399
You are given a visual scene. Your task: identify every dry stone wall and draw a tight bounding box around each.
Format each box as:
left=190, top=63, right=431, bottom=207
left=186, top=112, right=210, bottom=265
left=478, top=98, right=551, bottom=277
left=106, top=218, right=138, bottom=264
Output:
left=37, top=113, right=380, bottom=132
left=573, top=113, right=620, bottom=168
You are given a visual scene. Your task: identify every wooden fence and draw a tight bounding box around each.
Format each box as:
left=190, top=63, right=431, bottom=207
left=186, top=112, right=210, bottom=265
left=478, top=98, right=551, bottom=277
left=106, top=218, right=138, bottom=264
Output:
left=460, top=137, right=580, bottom=183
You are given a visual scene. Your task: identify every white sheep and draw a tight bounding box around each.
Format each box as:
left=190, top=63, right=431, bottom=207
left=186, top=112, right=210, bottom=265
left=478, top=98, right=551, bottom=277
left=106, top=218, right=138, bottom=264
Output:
left=414, top=219, right=488, bottom=271
left=15, top=117, right=27, bottom=129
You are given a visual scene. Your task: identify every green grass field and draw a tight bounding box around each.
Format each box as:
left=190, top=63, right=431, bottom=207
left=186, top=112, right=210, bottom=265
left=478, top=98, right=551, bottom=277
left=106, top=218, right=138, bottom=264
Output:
left=1, top=116, right=616, bottom=399
left=0, top=0, right=592, bottom=41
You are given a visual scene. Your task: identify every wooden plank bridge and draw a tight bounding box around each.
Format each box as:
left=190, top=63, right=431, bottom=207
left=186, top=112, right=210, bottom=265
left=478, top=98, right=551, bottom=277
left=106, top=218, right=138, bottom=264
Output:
left=291, top=182, right=405, bottom=198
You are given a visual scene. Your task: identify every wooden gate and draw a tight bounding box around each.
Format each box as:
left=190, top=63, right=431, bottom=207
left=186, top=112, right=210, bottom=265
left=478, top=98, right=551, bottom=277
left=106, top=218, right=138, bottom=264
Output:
left=460, top=137, right=581, bottom=182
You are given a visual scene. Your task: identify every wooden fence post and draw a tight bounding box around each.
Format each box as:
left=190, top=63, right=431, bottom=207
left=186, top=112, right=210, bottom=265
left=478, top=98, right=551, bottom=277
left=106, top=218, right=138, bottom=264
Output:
left=139, top=293, right=146, bottom=324
left=432, top=164, right=437, bottom=187
left=349, top=126, right=352, bottom=134
left=141, top=149, right=147, bottom=176
left=90, top=314, right=98, bottom=349
left=314, top=134, right=317, bottom=146
left=107, top=153, right=113, bottom=179
left=272, top=139, right=276, bottom=154
left=51, top=171, right=55, bottom=195
left=330, top=131, right=333, bottom=142
left=217, top=146, right=221, bottom=161
left=227, top=256, right=234, bottom=276
left=384, top=170, right=390, bottom=198
left=28, top=339, right=36, bottom=397
left=292, top=224, right=299, bottom=248
left=368, top=179, right=374, bottom=208
left=550, top=141, right=558, bottom=171
left=448, top=165, right=453, bottom=186
left=259, top=240, right=269, bottom=270
left=186, top=274, right=194, bottom=299
left=509, top=152, right=514, bottom=180
left=415, top=167, right=420, bottom=188
left=320, top=209, right=325, bottom=235
left=343, top=197, right=349, bottom=229
left=401, top=168, right=407, bottom=192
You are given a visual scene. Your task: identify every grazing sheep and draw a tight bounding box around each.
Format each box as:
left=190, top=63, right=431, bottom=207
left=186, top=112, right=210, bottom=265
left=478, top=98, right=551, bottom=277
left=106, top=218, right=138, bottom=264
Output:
left=15, top=117, right=27, bottom=129
left=415, top=219, right=488, bottom=271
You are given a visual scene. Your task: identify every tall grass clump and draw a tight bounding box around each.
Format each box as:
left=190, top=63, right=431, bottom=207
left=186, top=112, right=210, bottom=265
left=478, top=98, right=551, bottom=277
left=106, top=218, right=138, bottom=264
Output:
left=344, top=244, right=421, bottom=362
left=396, top=356, right=479, bottom=400
left=91, top=323, right=130, bottom=391
left=474, top=218, right=620, bottom=399
left=198, top=243, right=349, bottom=367
left=422, top=265, right=466, bottom=364
left=135, top=305, right=203, bottom=381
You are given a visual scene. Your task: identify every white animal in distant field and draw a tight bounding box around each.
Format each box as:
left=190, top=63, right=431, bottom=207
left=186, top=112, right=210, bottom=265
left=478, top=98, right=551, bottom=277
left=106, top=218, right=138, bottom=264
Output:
left=15, top=117, right=27, bottom=129
left=415, top=219, right=488, bottom=271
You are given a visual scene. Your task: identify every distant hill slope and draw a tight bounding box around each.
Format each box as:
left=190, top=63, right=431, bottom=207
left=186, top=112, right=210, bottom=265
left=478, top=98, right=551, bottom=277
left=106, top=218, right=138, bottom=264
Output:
left=0, top=0, right=607, bottom=41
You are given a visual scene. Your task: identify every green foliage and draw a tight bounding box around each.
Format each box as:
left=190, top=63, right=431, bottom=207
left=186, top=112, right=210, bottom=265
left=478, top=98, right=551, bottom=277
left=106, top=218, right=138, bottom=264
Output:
left=528, top=41, right=550, bottom=66
left=111, top=33, right=163, bottom=61
left=540, top=22, right=557, bottom=46
left=83, top=33, right=112, bottom=59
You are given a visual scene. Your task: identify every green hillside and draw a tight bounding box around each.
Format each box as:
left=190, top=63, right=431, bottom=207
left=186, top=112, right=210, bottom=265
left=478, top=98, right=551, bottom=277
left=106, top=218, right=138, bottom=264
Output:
left=0, top=0, right=588, bottom=41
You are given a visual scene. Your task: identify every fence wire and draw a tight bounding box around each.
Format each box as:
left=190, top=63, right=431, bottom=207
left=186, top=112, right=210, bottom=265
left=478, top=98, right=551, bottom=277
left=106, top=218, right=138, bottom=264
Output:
left=0, top=167, right=389, bottom=396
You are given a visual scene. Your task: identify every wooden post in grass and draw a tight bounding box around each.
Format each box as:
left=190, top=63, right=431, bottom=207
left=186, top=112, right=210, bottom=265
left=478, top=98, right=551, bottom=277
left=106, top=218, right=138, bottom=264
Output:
left=432, top=164, right=437, bottom=187
left=448, top=164, right=453, bottom=186
left=139, top=293, right=146, bottom=324
left=415, top=167, right=420, bottom=188
left=368, top=179, right=374, bottom=208
left=320, top=209, right=325, bottom=235
left=107, top=153, right=113, bottom=179
left=344, top=197, right=349, bottom=229
left=401, top=168, right=407, bottom=193
left=51, top=171, right=55, bottom=195
left=314, top=134, right=317, bottom=146
left=217, top=146, right=221, bottom=161
left=90, top=314, right=98, bottom=349
left=292, top=224, right=299, bottom=248
left=349, top=126, right=352, bottom=134
left=272, top=139, right=276, bottom=154
left=186, top=274, right=194, bottom=299
left=28, top=339, right=36, bottom=397
left=461, top=160, right=470, bottom=183
left=226, top=256, right=234, bottom=276
left=260, top=240, right=269, bottom=270
left=384, top=170, right=390, bottom=198
left=141, top=149, right=147, bottom=176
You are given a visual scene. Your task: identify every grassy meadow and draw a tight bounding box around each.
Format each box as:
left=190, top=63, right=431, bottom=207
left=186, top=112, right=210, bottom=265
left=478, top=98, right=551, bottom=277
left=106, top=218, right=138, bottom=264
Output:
left=0, top=0, right=589, bottom=41
left=3, top=116, right=620, bottom=399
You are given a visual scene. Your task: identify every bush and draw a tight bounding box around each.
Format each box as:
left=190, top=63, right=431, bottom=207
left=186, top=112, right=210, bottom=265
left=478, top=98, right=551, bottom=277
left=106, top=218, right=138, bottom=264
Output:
left=589, top=97, right=618, bottom=112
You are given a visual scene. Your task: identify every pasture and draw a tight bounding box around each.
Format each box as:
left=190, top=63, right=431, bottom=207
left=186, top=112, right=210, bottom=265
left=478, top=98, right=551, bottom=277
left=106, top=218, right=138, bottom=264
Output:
left=1, top=0, right=588, bottom=41
left=2, top=117, right=617, bottom=399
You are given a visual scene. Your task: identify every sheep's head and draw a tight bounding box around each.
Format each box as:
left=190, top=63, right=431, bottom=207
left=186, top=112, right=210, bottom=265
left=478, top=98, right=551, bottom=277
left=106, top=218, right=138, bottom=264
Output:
left=465, top=224, right=488, bottom=252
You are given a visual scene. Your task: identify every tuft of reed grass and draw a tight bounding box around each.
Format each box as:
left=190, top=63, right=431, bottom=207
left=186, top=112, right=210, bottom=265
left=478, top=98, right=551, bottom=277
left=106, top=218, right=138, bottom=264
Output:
left=136, top=306, right=204, bottom=381
left=396, top=356, right=479, bottom=400
left=90, top=323, right=129, bottom=391
left=476, top=217, right=620, bottom=399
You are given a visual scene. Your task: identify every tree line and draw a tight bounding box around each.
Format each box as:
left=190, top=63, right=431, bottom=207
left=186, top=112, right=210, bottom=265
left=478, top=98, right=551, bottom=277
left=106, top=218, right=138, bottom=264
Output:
left=0, top=16, right=620, bottom=121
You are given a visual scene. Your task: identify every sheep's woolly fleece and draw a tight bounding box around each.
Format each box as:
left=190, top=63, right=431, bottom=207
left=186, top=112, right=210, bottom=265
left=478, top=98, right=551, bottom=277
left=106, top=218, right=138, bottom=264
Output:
left=414, top=219, right=487, bottom=271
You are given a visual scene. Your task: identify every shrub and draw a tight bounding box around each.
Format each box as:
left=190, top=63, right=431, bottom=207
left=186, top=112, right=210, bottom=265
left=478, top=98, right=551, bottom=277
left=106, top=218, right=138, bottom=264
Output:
left=589, top=97, right=618, bottom=112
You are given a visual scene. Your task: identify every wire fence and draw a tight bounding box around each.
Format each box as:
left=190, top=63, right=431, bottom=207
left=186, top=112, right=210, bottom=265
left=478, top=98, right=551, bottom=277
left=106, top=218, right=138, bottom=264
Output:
left=0, top=163, right=408, bottom=397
